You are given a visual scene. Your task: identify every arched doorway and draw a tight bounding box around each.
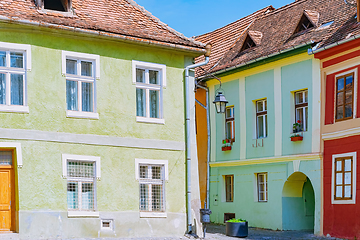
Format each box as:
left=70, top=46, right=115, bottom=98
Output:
left=282, top=172, right=315, bottom=231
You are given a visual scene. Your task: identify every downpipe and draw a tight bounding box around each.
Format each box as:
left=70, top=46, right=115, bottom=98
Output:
left=184, top=43, right=211, bottom=234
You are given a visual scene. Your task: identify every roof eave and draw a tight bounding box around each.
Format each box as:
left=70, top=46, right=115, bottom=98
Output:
left=308, top=33, right=360, bottom=55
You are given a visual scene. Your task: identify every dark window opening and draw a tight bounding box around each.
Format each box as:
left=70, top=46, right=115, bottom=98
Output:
left=44, top=0, right=68, bottom=12
left=294, top=14, right=314, bottom=34
left=240, top=35, right=256, bottom=52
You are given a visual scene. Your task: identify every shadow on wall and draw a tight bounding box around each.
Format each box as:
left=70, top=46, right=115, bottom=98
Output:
left=282, top=172, right=315, bottom=231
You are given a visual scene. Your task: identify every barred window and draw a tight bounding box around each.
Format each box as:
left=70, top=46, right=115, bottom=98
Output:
left=139, top=164, right=165, bottom=212
left=67, top=161, right=95, bottom=211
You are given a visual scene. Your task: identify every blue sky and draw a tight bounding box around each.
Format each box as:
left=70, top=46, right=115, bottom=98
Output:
left=135, top=0, right=294, bottom=37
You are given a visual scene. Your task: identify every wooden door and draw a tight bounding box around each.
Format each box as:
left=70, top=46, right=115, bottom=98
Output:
left=0, top=168, right=13, bottom=232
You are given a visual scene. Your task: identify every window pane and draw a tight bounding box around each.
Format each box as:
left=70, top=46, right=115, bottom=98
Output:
left=264, top=100, right=267, bottom=111
left=0, top=74, right=5, bottom=105
left=257, top=101, right=263, bottom=112
left=81, top=61, right=92, bottom=77
left=336, top=161, right=342, bottom=171
left=152, top=184, right=163, bottom=211
left=152, top=166, right=161, bottom=179
left=296, top=108, right=304, bottom=131
left=344, top=185, right=351, bottom=198
left=136, top=88, right=145, bottom=117
left=305, top=91, right=308, bottom=103
left=226, top=108, right=231, bottom=118
left=66, top=59, right=77, bottom=75
left=10, top=53, right=23, bottom=68
left=345, top=75, right=353, bottom=90
left=265, top=114, right=268, bottom=137
left=67, top=182, right=78, bottom=210
left=0, top=51, right=5, bottom=67
left=67, top=161, right=94, bottom=178
left=336, top=106, right=343, bottom=120
left=336, top=186, right=342, bottom=198
left=150, top=90, right=159, bottom=118
left=259, top=192, right=264, bottom=201
left=226, top=122, right=232, bottom=139
left=0, top=151, right=12, bottom=165
left=336, top=173, right=343, bottom=185
left=10, top=74, right=23, bottom=105
left=140, top=165, right=148, bottom=179
left=295, top=92, right=303, bottom=104
left=140, top=184, right=148, bottom=210
left=136, top=69, right=145, bottom=83
left=345, top=159, right=352, bottom=171
left=82, top=82, right=93, bottom=112
left=337, top=77, right=344, bottom=91
left=149, top=70, right=159, bottom=85
left=66, top=80, right=78, bottom=111
left=305, top=107, right=308, bottom=131
left=257, top=115, right=264, bottom=138
left=345, top=90, right=352, bottom=104
left=337, top=92, right=344, bottom=105
left=82, top=183, right=94, bottom=210
left=345, top=104, right=352, bottom=118
left=345, top=172, right=351, bottom=185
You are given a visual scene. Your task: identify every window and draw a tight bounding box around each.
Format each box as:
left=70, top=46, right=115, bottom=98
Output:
left=42, top=0, right=70, bottom=12
left=257, top=173, right=268, bottom=202
left=240, top=34, right=256, bottom=52
left=294, top=14, right=314, bottom=34
left=335, top=72, right=354, bottom=121
left=62, top=51, right=100, bottom=119
left=132, top=61, right=166, bottom=124
left=225, top=106, right=235, bottom=141
left=332, top=152, right=356, bottom=204
left=62, top=154, right=100, bottom=217
left=256, top=99, right=267, bottom=138
left=295, top=90, right=308, bottom=131
left=225, top=175, right=234, bottom=202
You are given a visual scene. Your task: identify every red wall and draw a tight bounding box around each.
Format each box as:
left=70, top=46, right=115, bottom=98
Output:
left=323, top=135, right=360, bottom=239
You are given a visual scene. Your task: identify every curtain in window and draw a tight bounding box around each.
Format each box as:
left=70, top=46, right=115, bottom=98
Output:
left=66, top=80, right=78, bottom=110
left=81, top=61, right=92, bottom=77
left=82, top=82, right=93, bottom=112
left=0, top=52, right=5, bottom=67
left=140, top=184, right=148, bottom=211
left=66, top=59, right=77, bottom=75
left=10, top=53, right=23, bottom=68
left=0, top=74, right=5, bottom=105
left=81, top=183, right=94, bottom=210
left=10, top=74, right=23, bottom=105
left=150, top=90, right=159, bottom=118
left=67, top=182, right=78, bottom=209
left=136, top=88, right=145, bottom=117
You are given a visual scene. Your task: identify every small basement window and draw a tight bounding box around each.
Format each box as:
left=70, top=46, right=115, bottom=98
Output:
left=43, top=0, right=69, bottom=12
left=101, top=219, right=114, bottom=230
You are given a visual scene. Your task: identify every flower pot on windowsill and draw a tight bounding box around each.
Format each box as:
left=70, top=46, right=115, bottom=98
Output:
left=222, top=146, right=232, bottom=151
left=291, top=136, right=303, bottom=142
left=225, top=220, right=248, bottom=238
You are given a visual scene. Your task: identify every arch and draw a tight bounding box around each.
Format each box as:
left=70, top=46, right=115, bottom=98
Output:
left=282, top=172, right=315, bottom=231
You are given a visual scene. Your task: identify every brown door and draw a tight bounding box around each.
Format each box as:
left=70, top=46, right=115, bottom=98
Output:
left=0, top=151, right=14, bottom=232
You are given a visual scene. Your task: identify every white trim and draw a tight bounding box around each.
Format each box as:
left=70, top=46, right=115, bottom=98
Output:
left=139, top=212, right=167, bottom=218
left=331, top=152, right=357, bottom=204
left=67, top=211, right=99, bottom=218
left=135, top=158, right=168, bottom=180
left=0, top=127, right=185, bottom=151
left=0, top=41, right=31, bottom=70
left=0, top=105, right=29, bottom=113
left=136, top=116, right=165, bottom=124
left=0, top=142, right=22, bottom=167
left=62, top=154, right=101, bottom=179
left=239, top=78, right=246, bottom=160
left=274, top=67, right=282, bottom=156
left=132, top=60, right=166, bottom=87
left=62, top=51, right=100, bottom=79
left=312, top=58, right=321, bottom=153
left=66, top=110, right=99, bottom=119
left=322, top=126, right=360, bottom=140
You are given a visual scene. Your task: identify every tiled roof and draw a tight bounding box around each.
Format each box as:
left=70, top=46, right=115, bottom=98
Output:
left=0, top=0, right=205, bottom=52
left=195, top=0, right=356, bottom=77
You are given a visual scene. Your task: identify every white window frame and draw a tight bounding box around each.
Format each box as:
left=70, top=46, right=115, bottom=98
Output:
left=331, top=152, right=357, bottom=204
left=257, top=172, right=268, bottom=202
left=294, top=89, right=308, bottom=132
left=256, top=99, right=267, bottom=139
left=135, top=158, right=168, bottom=218
left=62, top=51, right=100, bottom=119
left=0, top=42, right=31, bottom=113
left=62, top=154, right=100, bottom=217
left=225, top=106, right=235, bottom=141
left=132, top=60, right=166, bottom=124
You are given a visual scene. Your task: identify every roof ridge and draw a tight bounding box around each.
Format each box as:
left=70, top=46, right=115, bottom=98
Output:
left=260, top=0, right=307, bottom=18
left=126, top=0, right=205, bottom=47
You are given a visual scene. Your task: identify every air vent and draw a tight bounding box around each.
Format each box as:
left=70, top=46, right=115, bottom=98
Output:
left=101, top=219, right=113, bottom=230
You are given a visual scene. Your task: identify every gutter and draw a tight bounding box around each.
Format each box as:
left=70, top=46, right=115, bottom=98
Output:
left=0, top=16, right=206, bottom=55
left=197, top=41, right=314, bottom=80
left=308, top=33, right=360, bottom=55
left=184, top=44, right=211, bottom=234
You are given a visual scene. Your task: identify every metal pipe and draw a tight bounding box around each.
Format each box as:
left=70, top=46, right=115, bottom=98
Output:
left=308, top=33, right=360, bottom=55
left=195, top=84, right=211, bottom=209
left=185, top=56, right=210, bottom=234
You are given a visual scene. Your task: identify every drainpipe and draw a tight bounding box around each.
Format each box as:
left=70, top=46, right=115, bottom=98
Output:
left=185, top=43, right=211, bottom=234
left=194, top=84, right=211, bottom=209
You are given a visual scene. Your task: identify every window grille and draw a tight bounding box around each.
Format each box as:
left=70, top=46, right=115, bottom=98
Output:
left=139, top=164, right=165, bottom=212
left=257, top=173, right=268, bottom=202
left=256, top=99, right=267, bottom=138
left=0, top=151, right=12, bottom=165
left=67, top=161, right=95, bottom=211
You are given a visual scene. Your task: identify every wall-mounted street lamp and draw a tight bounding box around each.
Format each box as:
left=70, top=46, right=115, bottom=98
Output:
left=213, top=90, right=228, bottom=113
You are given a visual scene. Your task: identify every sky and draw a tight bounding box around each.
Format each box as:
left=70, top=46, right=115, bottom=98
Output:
left=135, top=0, right=294, bottom=38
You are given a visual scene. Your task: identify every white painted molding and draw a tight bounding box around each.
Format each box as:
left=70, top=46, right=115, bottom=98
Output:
left=62, top=154, right=101, bottom=179
left=312, top=58, right=321, bottom=153
left=139, top=212, right=167, bottom=218
left=331, top=152, right=356, bottom=205
left=66, top=110, right=99, bottom=119
left=293, top=160, right=301, bottom=172
left=0, top=142, right=22, bottom=167
left=0, top=41, right=31, bottom=71
left=135, top=158, right=168, bottom=180
left=322, top=127, right=360, bottom=140
left=0, top=105, right=29, bottom=113
left=68, top=211, right=100, bottom=218
left=62, top=50, right=100, bottom=79
left=136, top=116, right=165, bottom=124
left=239, top=78, right=246, bottom=160
left=132, top=60, right=166, bottom=87
left=0, top=128, right=185, bottom=151
left=274, top=67, right=282, bottom=156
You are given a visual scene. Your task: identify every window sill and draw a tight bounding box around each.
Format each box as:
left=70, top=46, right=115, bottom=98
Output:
left=136, top=117, right=165, bottom=124
left=139, top=211, right=167, bottom=218
left=332, top=199, right=355, bottom=204
left=66, top=110, right=99, bottom=119
left=68, top=211, right=99, bottom=218
left=0, top=105, right=29, bottom=113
